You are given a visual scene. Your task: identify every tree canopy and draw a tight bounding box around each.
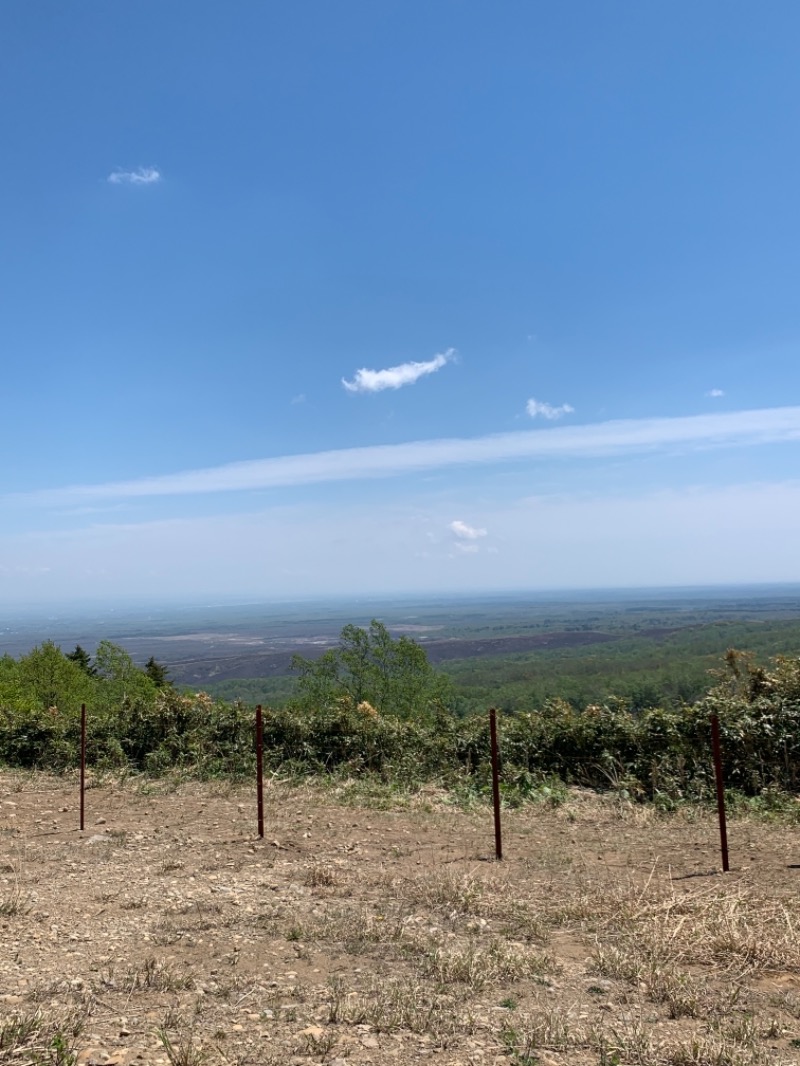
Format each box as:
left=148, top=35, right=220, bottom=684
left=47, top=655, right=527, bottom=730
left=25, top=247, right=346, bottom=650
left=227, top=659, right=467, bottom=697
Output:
left=291, top=619, right=454, bottom=719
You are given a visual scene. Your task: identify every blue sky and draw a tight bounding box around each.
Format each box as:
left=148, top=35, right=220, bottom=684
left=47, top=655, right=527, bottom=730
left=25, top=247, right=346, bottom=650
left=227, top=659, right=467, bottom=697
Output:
left=3, top=2, right=800, bottom=604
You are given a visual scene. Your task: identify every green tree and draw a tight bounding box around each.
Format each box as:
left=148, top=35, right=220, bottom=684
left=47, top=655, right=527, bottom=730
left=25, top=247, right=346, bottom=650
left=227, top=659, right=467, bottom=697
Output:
left=16, top=641, right=92, bottom=711
left=66, top=645, right=97, bottom=677
left=291, top=620, right=454, bottom=719
left=93, top=640, right=156, bottom=709
left=144, top=657, right=171, bottom=688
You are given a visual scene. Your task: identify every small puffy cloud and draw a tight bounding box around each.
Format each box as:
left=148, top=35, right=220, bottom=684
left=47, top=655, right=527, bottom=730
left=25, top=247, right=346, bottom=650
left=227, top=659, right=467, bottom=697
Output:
left=108, top=166, right=162, bottom=186
left=291, top=393, right=306, bottom=405
left=450, top=519, right=487, bottom=540
left=706, top=389, right=725, bottom=398
left=526, top=397, right=575, bottom=420
left=343, top=348, right=455, bottom=394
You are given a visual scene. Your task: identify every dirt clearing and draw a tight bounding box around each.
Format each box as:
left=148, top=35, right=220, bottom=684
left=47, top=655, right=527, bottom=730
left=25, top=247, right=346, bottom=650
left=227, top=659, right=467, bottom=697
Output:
left=2, top=773, right=800, bottom=1065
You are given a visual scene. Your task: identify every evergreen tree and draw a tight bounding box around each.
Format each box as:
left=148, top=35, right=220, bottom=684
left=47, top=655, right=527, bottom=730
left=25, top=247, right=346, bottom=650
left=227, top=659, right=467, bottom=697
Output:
left=145, top=656, right=171, bottom=688
left=66, top=644, right=96, bottom=677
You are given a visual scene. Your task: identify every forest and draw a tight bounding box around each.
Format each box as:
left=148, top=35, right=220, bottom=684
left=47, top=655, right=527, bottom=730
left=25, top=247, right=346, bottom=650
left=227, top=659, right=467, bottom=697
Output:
left=2, top=616, right=800, bottom=810
left=200, top=613, right=800, bottom=714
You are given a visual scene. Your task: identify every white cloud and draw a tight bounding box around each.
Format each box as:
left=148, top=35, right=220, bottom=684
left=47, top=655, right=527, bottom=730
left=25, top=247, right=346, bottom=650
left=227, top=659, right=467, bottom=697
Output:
left=11, top=405, right=800, bottom=506
left=291, top=394, right=306, bottom=405
left=526, top=397, right=575, bottom=420
left=107, top=166, right=162, bottom=186
left=450, top=519, right=488, bottom=555
left=707, top=389, right=725, bottom=398
left=7, top=480, right=800, bottom=603
left=450, top=519, right=488, bottom=540
left=342, top=348, right=455, bottom=393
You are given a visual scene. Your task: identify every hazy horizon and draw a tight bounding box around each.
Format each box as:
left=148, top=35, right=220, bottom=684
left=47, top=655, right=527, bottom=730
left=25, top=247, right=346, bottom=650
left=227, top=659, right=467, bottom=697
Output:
left=4, top=580, right=800, bottom=623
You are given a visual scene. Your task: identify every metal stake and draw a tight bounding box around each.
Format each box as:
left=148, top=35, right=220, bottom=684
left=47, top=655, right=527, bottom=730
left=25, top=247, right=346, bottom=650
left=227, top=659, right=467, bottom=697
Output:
left=710, top=714, right=730, bottom=872
left=489, top=707, right=503, bottom=860
left=80, top=703, right=86, bottom=832
left=256, top=705, right=264, bottom=839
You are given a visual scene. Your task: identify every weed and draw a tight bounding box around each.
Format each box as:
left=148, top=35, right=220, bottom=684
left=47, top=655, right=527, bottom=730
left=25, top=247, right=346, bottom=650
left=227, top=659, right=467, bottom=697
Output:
left=125, top=957, right=194, bottom=993
left=414, top=938, right=554, bottom=990
left=158, top=858, right=185, bottom=874
left=395, top=868, right=485, bottom=914
left=500, top=1024, right=541, bottom=1065
left=0, top=1008, right=85, bottom=1065
left=304, top=862, right=340, bottom=888
left=0, top=1011, right=42, bottom=1051
left=150, top=917, right=187, bottom=945
left=0, top=886, right=30, bottom=917
left=121, top=896, right=147, bottom=910
left=45, top=1031, right=79, bottom=1066
left=157, top=1025, right=207, bottom=1066
left=327, top=975, right=473, bottom=1038
left=302, top=1029, right=337, bottom=1056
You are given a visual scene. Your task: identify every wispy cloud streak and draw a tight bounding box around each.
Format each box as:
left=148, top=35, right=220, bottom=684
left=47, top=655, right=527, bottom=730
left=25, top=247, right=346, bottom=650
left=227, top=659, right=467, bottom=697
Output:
left=343, top=348, right=455, bottom=393
left=108, top=166, right=162, bottom=185
left=12, top=407, right=800, bottom=505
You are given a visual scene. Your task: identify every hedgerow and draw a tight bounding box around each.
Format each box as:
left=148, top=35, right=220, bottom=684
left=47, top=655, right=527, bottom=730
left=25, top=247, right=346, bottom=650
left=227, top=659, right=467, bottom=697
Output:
left=1, top=635, right=799, bottom=802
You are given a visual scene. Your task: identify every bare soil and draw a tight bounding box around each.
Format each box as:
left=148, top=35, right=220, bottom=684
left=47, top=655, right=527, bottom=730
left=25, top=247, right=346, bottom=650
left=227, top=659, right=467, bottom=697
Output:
left=2, top=772, right=800, bottom=1065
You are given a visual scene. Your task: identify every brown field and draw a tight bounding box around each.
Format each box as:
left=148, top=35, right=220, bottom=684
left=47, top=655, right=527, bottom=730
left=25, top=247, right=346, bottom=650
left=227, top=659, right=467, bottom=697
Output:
left=1, top=773, right=800, bottom=1065
left=120, top=630, right=621, bottom=685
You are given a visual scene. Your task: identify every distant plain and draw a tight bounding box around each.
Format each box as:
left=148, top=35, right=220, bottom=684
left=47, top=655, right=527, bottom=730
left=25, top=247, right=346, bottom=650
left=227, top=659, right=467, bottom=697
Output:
left=3, top=586, right=800, bottom=712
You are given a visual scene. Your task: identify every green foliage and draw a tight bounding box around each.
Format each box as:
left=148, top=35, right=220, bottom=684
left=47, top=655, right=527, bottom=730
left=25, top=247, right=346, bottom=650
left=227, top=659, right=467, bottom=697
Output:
left=15, top=641, right=93, bottom=712
left=66, top=644, right=96, bottom=677
left=291, top=620, right=455, bottom=719
left=444, top=618, right=800, bottom=715
left=145, top=656, right=171, bottom=688
left=1, top=633, right=800, bottom=810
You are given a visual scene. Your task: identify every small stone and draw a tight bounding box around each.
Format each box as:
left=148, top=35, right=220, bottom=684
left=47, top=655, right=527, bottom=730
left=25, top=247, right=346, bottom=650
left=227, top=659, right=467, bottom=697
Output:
left=299, top=1026, right=325, bottom=1040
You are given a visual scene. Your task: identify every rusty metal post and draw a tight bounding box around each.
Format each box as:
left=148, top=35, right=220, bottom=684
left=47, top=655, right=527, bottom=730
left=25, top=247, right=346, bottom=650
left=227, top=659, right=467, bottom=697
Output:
left=80, top=703, right=86, bottom=832
left=710, top=714, right=729, bottom=872
left=256, top=705, right=264, bottom=839
left=489, top=707, right=503, bottom=860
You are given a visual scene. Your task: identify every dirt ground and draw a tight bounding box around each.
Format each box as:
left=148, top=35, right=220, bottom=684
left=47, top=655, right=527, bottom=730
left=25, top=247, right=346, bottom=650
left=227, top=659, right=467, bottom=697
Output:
left=2, top=772, right=800, bottom=1066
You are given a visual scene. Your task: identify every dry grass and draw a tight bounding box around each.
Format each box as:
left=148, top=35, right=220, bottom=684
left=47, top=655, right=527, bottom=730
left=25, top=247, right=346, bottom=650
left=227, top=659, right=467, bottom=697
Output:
left=3, top=773, right=800, bottom=1065
left=157, top=1024, right=208, bottom=1066
left=0, top=1006, right=86, bottom=1065
left=502, top=1004, right=777, bottom=1066
left=303, top=861, right=341, bottom=888
left=414, top=937, right=555, bottom=989
left=571, top=871, right=800, bottom=978
left=327, top=974, right=475, bottom=1039
left=0, top=886, right=29, bottom=918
